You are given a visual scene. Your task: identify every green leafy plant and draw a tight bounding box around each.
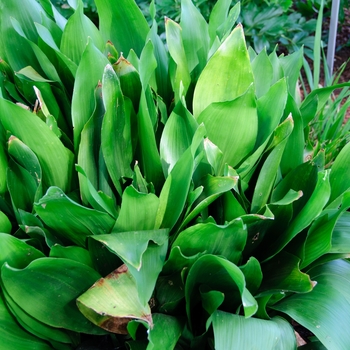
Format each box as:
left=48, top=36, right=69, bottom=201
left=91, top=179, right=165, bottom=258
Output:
left=0, top=0, right=350, bottom=349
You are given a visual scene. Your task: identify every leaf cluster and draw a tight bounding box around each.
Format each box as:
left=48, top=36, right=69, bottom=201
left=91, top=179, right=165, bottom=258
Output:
left=0, top=0, right=350, bottom=349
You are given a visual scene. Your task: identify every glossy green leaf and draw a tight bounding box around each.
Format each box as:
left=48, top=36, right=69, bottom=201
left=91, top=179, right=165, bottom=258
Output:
left=280, top=95, right=304, bottom=175
left=113, top=186, right=159, bottom=232
left=60, top=0, right=103, bottom=64
left=193, top=24, right=254, bottom=117
left=239, top=257, right=263, bottom=296
left=1, top=258, right=103, bottom=334
left=0, top=232, right=44, bottom=268
left=180, top=174, right=238, bottom=230
left=2, top=286, right=74, bottom=346
left=180, top=0, right=209, bottom=77
left=77, top=84, right=104, bottom=205
left=172, top=219, right=247, bottom=267
left=330, top=211, right=350, bottom=254
left=156, top=125, right=205, bottom=230
left=34, top=186, right=115, bottom=247
left=185, top=255, right=258, bottom=325
left=260, top=251, right=314, bottom=293
left=49, top=244, right=94, bottom=268
left=165, top=18, right=191, bottom=102
left=212, top=311, right=296, bottom=350
left=264, top=170, right=331, bottom=259
left=160, top=101, right=197, bottom=176
left=272, top=259, right=350, bottom=350
left=72, top=39, right=109, bottom=150
left=101, top=64, right=133, bottom=191
left=302, top=191, right=350, bottom=268
left=8, top=135, right=42, bottom=202
left=95, top=0, right=149, bottom=57
left=147, top=313, right=182, bottom=350
left=136, top=89, right=164, bottom=193
left=77, top=264, right=152, bottom=334
left=0, top=98, right=73, bottom=192
left=91, top=229, right=168, bottom=305
left=251, top=48, right=273, bottom=98
left=0, top=211, right=11, bottom=233
left=197, top=85, right=257, bottom=169
left=0, top=296, right=52, bottom=350
left=255, top=78, right=288, bottom=150
left=328, top=141, right=350, bottom=204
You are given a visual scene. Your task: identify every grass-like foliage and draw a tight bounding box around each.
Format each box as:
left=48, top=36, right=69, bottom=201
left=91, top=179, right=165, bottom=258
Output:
left=0, top=0, right=350, bottom=349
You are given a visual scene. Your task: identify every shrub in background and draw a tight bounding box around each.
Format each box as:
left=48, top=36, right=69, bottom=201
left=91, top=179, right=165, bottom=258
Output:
left=0, top=0, right=350, bottom=349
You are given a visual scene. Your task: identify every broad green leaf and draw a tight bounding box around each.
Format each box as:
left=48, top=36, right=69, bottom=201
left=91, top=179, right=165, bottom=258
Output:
left=49, top=244, right=94, bottom=268
left=136, top=89, right=164, bottom=193
left=208, top=0, right=232, bottom=44
left=34, top=186, right=115, bottom=247
left=95, top=0, right=149, bottom=57
left=0, top=232, right=44, bottom=268
left=139, top=39, right=157, bottom=90
left=172, top=219, right=247, bottom=265
left=160, top=101, right=197, bottom=176
left=77, top=265, right=152, bottom=334
left=279, top=48, right=303, bottom=100
left=193, top=24, right=254, bottom=117
left=280, top=95, right=304, bottom=175
left=180, top=0, right=209, bottom=77
left=0, top=211, right=11, bottom=233
left=113, top=186, right=159, bottom=232
left=76, top=165, right=117, bottom=218
left=330, top=211, right=350, bottom=254
left=272, top=259, right=350, bottom=350
left=251, top=48, right=273, bottom=98
left=0, top=98, right=73, bottom=192
left=197, top=85, right=257, bottom=169
left=165, top=18, right=191, bottom=103
left=156, top=125, right=205, bottom=230
left=212, top=311, right=296, bottom=350
left=255, top=78, right=288, bottom=150
left=8, top=136, right=42, bottom=202
left=0, top=296, right=52, bottom=350
left=180, top=174, right=238, bottom=230
left=328, top=141, right=350, bottom=204
left=147, top=313, right=182, bottom=350
left=7, top=158, right=37, bottom=214
left=60, top=0, right=103, bottom=65
left=2, top=286, right=74, bottom=346
left=92, top=229, right=168, bottom=305
left=302, top=191, right=350, bottom=268
left=239, top=257, right=263, bottom=296
left=185, top=255, right=258, bottom=325
left=114, top=55, right=142, bottom=112
left=71, top=39, right=109, bottom=150
left=1, top=258, right=104, bottom=334
left=260, top=251, right=314, bottom=293
left=77, top=84, right=104, bottom=205
left=101, top=64, right=133, bottom=192
left=264, top=170, right=331, bottom=259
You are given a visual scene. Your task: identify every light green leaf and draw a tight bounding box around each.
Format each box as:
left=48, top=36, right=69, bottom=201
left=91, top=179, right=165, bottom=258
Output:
left=193, top=24, right=254, bottom=117
left=212, top=311, right=296, bottom=350
left=0, top=98, right=73, bottom=192
left=0, top=297, right=52, bottom=350
left=147, top=314, right=182, bottom=350
left=95, top=0, right=149, bottom=57
left=272, top=259, right=350, bottom=350
left=72, top=39, right=109, bottom=150
left=197, top=85, right=257, bottom=169
left=113, top=186, right=159, bottom=232
left=185, top=255, right=258, bottom=325
left=1, top=258, right=103, bottom=334
left=77, top=265, right=152, bottom=334
left=34, top=186, right=115, bottom=247
left=60, top=0, right=104, bottom=65
left=101, top=64, right=133, bottom=191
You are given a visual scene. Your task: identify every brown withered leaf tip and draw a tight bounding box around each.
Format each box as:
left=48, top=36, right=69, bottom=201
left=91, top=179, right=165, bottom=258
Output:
left=92, top=264, right=128, bottom=288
